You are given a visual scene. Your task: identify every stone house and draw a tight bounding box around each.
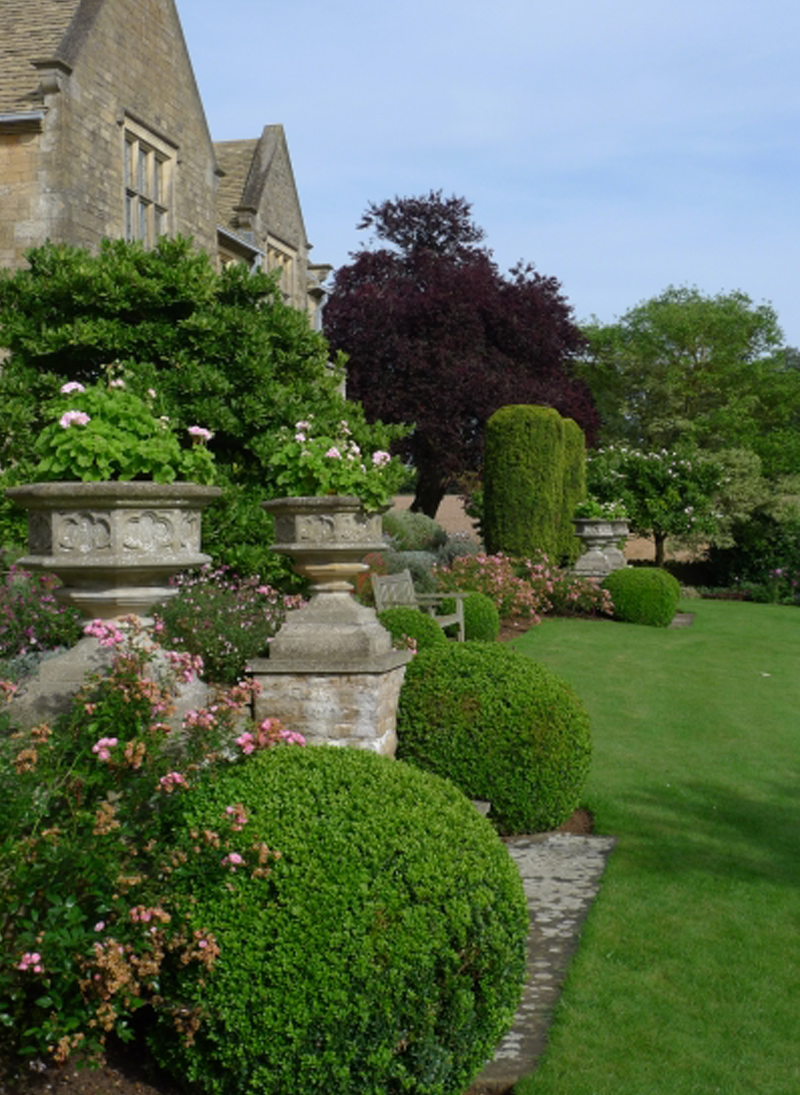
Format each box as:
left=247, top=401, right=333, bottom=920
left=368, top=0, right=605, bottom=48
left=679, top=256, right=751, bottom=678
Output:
left=0, top=0, right=328, bottom=317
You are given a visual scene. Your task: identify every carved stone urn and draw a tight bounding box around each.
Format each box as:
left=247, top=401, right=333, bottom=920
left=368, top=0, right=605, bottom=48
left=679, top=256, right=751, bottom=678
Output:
left=252, top=495, right=411, bottom=754
left=261, top=495, right=400, bottom=668
left=572, top=517, right=630, bottom=577
left=572, top=517, right=616, bottom=578
left=6, top=481, right=222, bottom=619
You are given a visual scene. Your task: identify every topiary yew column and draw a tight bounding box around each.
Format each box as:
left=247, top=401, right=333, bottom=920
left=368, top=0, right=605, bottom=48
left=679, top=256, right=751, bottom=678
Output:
left=559, top=417, right=588, bottom=565
left=483, top=405, right=566, bottom=559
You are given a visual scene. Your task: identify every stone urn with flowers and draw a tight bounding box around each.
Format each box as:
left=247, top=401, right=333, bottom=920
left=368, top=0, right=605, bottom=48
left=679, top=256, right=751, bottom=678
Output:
left=249, top=414, right=413, bottom=754
left=260, top=414, right=409, bottom=667
left=572, top=498, right=630, bottom=578
left=6, top=372, right=220, bottom=619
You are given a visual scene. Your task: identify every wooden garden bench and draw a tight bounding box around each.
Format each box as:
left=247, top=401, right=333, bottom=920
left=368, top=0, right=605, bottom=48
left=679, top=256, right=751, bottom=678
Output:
left=371, top=569, right=466, bottom=642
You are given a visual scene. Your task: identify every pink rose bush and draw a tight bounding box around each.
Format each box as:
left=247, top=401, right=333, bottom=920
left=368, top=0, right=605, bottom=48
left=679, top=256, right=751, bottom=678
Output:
left=0, top=616, right=302, bottom=1072
left=433, top=550, right=614, bottom=624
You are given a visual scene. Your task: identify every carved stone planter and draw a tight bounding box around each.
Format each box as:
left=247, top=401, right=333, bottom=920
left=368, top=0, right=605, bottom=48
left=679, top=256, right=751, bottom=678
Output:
left=250, top=495, right=410, bottom=755
left=572, top=518, right=630, bottom=578
left=605, top=519, right=630, bottom=571
left=572, top=518, right=615, bottom=578
left=264, top=494, right=384, bottom=597
left=6, top=481, right=221, bottom=619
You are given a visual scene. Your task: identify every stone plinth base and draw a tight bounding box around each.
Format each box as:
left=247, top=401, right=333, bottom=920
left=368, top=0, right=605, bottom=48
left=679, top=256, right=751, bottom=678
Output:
left=249, top=655, right=409, bottom=756
left=8, top=635, right=210, bottom=732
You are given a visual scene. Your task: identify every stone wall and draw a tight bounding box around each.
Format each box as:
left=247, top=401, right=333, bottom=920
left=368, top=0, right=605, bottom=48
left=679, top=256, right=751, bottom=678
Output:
left=1, top=0, right=218, bottom=269
left=0, top=130, right=44, bottom=267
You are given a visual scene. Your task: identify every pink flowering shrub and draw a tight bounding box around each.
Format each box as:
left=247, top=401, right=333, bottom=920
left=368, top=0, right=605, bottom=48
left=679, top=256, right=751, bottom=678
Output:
left=0, top=618, right=302, bottom=1074
left=433, top=552, right=545, bottom=622
left=154, top=565, right=304, bottom=684
left=0, top=564, right=83, bottom=662
left=517, top=552, right=615, bottom=618
left=433, top=550, right=614, bottom=624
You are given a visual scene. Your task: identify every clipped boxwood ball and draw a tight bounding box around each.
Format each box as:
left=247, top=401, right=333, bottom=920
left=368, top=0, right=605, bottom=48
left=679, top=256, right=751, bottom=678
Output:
left=397, top=643, right=591, bottom=834
left=150, top=746, right=528, bottom=1095
left=602, top=566, right=680, bottom=627
left=377, top=606, right=448, bottom=650
left=442, top=591, right=500, bottom=642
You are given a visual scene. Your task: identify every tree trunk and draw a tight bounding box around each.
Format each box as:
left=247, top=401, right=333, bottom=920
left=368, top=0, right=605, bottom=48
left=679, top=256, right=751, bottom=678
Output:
left=654, top=531, right=667, bottom=567
left=411, top=464, right=447, bottom=518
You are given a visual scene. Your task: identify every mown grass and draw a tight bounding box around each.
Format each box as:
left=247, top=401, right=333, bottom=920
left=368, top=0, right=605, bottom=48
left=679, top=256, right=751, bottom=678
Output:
left=509, top=599, right=800, bottom=1095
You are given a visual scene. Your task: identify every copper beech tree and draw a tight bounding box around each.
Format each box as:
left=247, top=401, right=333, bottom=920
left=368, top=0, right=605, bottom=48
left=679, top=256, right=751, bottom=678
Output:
left=323, top=191, right=599, bottom=516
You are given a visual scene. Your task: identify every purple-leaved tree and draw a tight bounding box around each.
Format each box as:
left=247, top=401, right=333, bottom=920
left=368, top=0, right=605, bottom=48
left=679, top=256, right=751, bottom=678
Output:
left=323, top=191, right=599, bottom=516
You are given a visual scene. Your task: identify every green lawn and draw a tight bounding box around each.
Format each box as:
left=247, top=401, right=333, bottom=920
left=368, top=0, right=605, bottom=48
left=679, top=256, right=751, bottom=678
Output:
left=509, top=599, right=800, bottom=1095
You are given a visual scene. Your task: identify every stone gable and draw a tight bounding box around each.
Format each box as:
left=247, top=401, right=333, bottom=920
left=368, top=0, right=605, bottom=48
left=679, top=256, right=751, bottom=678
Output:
left=0, top=0, right=326, bottom=317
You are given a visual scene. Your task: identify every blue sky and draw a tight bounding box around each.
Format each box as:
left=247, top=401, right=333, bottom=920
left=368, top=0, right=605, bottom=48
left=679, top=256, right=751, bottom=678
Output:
left=180, top=0, right=800, bottom=346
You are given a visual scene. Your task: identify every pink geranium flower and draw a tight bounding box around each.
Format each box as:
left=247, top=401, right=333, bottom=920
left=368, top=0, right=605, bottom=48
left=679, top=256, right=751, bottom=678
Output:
left=59, top=410, right=91, bottom=429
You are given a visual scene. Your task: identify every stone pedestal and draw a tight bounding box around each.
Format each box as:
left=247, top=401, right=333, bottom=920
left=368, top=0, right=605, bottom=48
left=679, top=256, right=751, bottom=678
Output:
left=253, top=495, right=411, bottom=754
left=249, top=658, right=408, bottom=755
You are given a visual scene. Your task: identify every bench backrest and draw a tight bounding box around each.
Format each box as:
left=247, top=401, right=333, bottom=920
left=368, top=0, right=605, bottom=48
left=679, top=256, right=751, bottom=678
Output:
left=371, top=569, right=418, bottom=612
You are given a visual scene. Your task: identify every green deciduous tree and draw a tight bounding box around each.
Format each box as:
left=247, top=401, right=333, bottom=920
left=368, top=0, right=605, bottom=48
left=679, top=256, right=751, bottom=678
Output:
left=577, top=286, right=798, bottom=473
left=587, top=444, right=768, bottom=566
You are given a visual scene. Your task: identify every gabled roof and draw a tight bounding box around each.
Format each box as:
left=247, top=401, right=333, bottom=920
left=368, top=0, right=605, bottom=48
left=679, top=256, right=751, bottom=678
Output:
left=214, top=125, right=308, bottom=248
left=214, top=138, right=260, bottom=232
left=0, top=0, right=86, bottom=113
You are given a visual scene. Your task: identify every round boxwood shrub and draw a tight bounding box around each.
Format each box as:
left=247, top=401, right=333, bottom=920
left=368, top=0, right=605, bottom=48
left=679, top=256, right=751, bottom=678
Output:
left=377, top=606, right=448, bottom=650
left=461, top=591, right=500, bottom=642
left=602, top=566, right=680, bottom=627
left=441, top=591, right=500, bottom=642
left=396, top=643, right=591, bottom=834
left=150, top=746, right=528, bottom=1095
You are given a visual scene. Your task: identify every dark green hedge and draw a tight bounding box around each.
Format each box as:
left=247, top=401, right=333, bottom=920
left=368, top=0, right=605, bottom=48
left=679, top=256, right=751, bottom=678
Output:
left=559, top=417, right=587, bottom=565
left=149, top=746, right=528, bottom=1095
left=396, top=643, right=591, bottom=834
left=483, top=405, right=568, bottom=559
left=602, top=566, right=681, bottom=627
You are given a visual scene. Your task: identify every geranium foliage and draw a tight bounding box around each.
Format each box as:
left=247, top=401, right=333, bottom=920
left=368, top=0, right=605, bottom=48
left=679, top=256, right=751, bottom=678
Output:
left=323, top=191, right=599, bottom=516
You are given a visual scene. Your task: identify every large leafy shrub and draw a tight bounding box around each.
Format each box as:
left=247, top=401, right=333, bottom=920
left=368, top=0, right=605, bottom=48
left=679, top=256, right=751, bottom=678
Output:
left=397, top=643, right=591, bottom=834
left=148, top=746, right=528, bottom=1095
left=601, top=566, right=681, bottom=627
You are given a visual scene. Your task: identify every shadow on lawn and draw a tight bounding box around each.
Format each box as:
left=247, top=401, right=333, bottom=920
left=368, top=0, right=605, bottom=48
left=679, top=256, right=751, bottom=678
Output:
left=619, top=778, right=800, bottom=887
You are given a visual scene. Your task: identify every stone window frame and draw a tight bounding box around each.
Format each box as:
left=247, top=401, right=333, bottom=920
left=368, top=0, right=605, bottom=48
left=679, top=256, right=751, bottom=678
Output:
left=266, top=237, right=296, bottom=303
left=123, top=118, right=176, bottom=246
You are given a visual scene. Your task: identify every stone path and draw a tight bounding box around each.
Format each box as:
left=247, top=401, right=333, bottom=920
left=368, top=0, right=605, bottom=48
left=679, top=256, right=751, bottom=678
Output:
left=466, top=832, right=617, bottom=1094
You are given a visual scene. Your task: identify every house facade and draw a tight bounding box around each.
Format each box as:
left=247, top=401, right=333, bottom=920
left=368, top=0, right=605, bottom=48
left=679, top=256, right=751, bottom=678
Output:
left=0, top=0, right=327, bottom=316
